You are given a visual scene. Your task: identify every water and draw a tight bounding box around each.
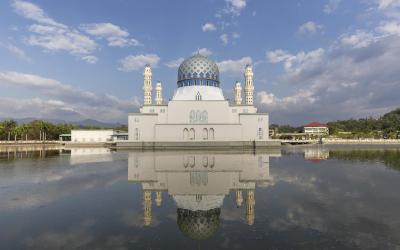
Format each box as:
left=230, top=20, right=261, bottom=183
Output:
left=0, top=145, right=400, bottom=249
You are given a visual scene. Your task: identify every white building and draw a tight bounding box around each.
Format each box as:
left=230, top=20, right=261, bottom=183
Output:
left=71, top=130, right=114, bottom=143
left=303, top=122, right=329, bottom=136
left=128, top=53, right=270, bottom=142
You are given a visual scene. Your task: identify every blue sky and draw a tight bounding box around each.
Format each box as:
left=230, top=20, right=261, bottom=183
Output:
left=0, top=0, right=399, bottom=125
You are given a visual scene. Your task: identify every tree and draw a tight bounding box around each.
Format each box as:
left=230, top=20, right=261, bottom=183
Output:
left=0, top=120, right=17, bottom=141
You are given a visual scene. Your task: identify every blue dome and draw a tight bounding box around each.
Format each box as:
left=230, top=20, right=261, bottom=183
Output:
left=177, top=54, right=220, bottom=88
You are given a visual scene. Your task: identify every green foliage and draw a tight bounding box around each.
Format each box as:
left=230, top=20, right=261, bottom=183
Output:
left=270, top=124, right=302, bottom=133
left=327, top=108, right=400, bottom=139
left=0, top=119, right=123, bottom=141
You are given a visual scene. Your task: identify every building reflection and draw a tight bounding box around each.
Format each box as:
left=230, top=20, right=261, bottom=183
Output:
left=303, top=147, right=330, bottom=161
left=68, top=147, right=112, bottom=165
left=128, top=151, right=281, bottom=240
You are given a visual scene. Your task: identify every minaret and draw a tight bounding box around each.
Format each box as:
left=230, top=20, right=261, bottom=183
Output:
left=143, top=190, right=152, bottom=226
left=143, top=65, right=152, bottom=105
left=244, top=64, right=254, bottom=105
left=246, top=189, right=255, bottom=225
left=235, top=190, right=243, bottom=207
left=155, top=191, right=162, bottom=207
left=155, top=81, right=163, bottom=105
left=234, top=81, right=242, bottom=105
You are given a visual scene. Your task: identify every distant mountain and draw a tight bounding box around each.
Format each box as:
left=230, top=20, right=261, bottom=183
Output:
left=0, top=117, right=126, bottom=128
left=70, top=119, right=126, bottom=128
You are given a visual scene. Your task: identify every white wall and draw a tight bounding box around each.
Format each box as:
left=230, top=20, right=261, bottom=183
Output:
left=240, top=114, right=269, bottom=141
left=71, top=130, right=113, bottom=143
left=128, top=114, right=158, bottom=141
left=128, top=102, right=269, bottom=142
left=155, top=124, right=242, bottom=141
left=167, top=100, right=231, bottom=124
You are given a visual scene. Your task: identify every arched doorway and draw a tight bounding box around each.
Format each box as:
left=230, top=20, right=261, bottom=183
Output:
left=209, top=128, right=214, bottom=140
left=189, top=128, right=195, bottom=140
left=183, top=128, right=189, bottom=140
left=202, top=128, right=208, bottom=140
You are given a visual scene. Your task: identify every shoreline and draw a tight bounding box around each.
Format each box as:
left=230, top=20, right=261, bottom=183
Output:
left=0, top=139, right=399, bottom=148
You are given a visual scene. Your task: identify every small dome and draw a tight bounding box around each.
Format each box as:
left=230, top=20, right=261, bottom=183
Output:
left=177, top=54, right=220, bottom=88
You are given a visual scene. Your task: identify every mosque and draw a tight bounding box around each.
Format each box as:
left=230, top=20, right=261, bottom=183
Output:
left=125, top=53, right=277, bottom=146
left=128, top=151, right=280, bottom=240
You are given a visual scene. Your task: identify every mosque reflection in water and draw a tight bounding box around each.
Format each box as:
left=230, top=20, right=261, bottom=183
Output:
left=128, top=151, right=280, bottom=241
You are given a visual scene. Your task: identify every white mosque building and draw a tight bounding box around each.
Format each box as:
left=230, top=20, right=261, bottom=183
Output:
left=124, top=53, right=277, bottom=147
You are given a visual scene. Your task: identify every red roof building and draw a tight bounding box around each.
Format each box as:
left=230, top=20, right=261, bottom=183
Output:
left=303, top=122, right=329, bottom=135
left=303, top=122, right=327, bottom=127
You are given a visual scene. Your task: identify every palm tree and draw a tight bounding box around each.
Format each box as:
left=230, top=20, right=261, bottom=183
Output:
left=2, top=120, right=17, bottom=141
left=21, top=124, right=30, bottom=141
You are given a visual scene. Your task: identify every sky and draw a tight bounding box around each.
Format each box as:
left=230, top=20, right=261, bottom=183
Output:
left=0, top=0, right=400, bottom=125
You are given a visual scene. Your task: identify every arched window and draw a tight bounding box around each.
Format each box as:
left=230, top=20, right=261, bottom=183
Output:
left=209, top=128, right=214, bottom=140
left=201, top=111, right=208, bottom=123
left=202, top=128, right=208, bottom=140
left=196, top=92, right=202, bottom=101
left=189, top=110, right=195, bottom=123
left=189, top=128, right=195, bottom=140
left=183, top=128, right=189, bottom=140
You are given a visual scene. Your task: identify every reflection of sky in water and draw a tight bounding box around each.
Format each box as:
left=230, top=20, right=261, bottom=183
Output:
left=0, top=146, right=399, bottom=249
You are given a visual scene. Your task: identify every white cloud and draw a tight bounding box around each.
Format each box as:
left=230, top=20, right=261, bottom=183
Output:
left=268, top=48, right=325, bottom=76
left=225, top=0, right=247, bottom=15
left=377, top=21, right=400, bottom=35
left=259, top=24, right=400, bottom=124
left=377, top=0, right=400, bottom=9
left=298, top=21, right=323, bottom=35
left=106, top=36, right=140, bottom=47
left=165, top=57, right=185, bottom=68
left=11, top=1, right=97, bottom=60
left=202, top=23, right=216, bottom=32
left=220, top=33, right=229, bottom=45
left=119, top=54, right=160, bottom=72
left=0, top=71, right=140, bottom=122
left=193, top=48, right=213, bottom=56
left=257, top=90, right=317, bottom=110
left=0, top=42, right=32, bottom=62
left=340, top=30, right=375, bottom=48
left=373, top=0, right=400, bottom=18
left=266, top=49, right=292, bottom=63
left=324, top=0, right=341, bottom=14
left=11, top=0, right=66, bottom=28
left=79, top=23, right=140, bottom=47
left=217, top=57, right=252, bottom=75
left=80, top=23, right=128, bottom=37
left=27, top=24, right=97, bottom=55
left=81, top=55, right=98, bottom=64
left=0, top=71, right=65, bottom=89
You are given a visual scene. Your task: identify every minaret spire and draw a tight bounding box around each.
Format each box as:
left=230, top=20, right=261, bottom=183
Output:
left=234, top=81, right=242, bottom=105
left=155, top=81, right=163, bottom=105
left=143, top=65, right=152, bottom=105
left=244, top=64, right=254, bottom=105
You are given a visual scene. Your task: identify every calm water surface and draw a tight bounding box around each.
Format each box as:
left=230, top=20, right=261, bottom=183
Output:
left=0, top=146, right=400, bottom=250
